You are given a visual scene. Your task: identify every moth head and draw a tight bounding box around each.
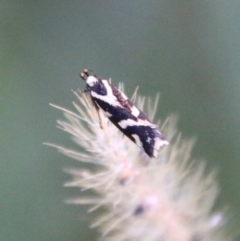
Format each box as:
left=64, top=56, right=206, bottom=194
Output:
left=80, top=69, right=89, bottom=81
left=80, top=69, right=98, bottom=87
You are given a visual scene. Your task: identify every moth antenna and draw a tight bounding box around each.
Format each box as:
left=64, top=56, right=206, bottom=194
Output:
left=83, top=69, right=90, bottom=76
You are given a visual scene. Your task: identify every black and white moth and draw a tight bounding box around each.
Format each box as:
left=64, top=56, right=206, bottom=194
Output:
left=80, top=69, right=168, bottom=158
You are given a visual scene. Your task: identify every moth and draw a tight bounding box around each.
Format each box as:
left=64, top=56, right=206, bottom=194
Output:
left=80, top=69, right=168, bottom=158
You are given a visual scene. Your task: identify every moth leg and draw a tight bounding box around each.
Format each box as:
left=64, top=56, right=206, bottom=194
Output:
left=93, top=101, right=103, bottom=129
left=80, top=89, right=102, bottom=128
left=78, top=88, right=89, bottom=94
left=82, top=89, right=89, bottom=93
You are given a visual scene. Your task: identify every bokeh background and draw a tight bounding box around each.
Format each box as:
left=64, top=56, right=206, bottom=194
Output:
left=1, top=1, right=240, bottom=241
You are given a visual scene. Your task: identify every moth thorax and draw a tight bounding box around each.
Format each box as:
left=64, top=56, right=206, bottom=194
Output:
left=86, top=76, right=98, bottom=87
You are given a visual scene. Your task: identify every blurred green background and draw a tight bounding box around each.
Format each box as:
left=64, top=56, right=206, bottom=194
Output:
left=1, top=1, right=240, bottom=241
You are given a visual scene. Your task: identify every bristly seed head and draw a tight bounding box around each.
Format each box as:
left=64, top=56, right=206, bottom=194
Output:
left=49, top=82, right=231, bottom=241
